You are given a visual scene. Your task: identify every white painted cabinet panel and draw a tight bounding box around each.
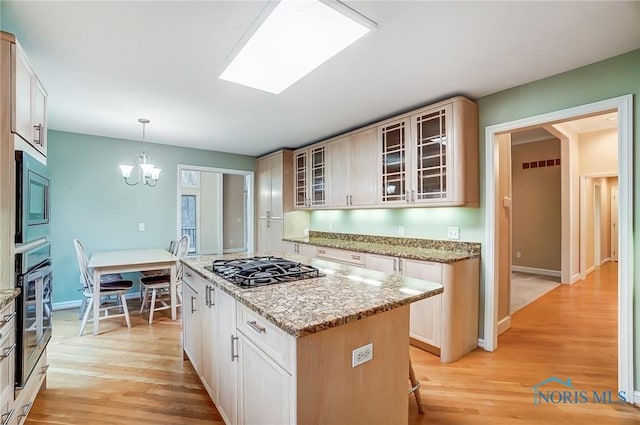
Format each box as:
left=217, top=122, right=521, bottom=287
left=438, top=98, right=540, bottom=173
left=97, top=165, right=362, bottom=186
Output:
left=327, top=137, right=350, bottom=207
left=348, top=128, right=378, bottom=207
left=182, top=280, right=202, bottom=373
left=216, top=289, right=238, bottom=425
left=201, top=283, right=218, bottom=403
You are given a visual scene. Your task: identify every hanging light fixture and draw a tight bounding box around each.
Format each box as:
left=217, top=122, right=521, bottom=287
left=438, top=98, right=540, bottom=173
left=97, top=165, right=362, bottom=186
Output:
left=119, top=118, right=162, bottom=187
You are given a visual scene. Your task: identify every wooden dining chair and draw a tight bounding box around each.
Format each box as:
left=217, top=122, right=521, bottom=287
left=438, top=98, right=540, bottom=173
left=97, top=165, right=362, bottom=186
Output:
left=139, top=234, right=189, bottom=324
left=74, top=239, right=133, bottom=336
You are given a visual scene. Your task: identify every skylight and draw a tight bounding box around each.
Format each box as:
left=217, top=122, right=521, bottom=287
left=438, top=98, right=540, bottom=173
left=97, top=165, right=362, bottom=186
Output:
left=219, top=0, right=373, bottom=94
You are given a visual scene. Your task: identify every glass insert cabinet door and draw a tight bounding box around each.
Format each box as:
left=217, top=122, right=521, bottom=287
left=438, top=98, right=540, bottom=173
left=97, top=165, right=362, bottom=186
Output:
left=293, top=146, right=326, bottom=208
left=379, top=118, right=409, bottom=203
left=294, top=151, right=308, bottom=208
left=309, top=145, right=326, bottom=207
left=413, top=106, right=450, bottom=201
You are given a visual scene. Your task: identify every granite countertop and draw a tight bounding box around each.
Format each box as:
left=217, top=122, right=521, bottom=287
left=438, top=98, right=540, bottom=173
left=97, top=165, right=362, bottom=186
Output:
left=283, top=231, right=481, bottom=263
left=0, top=288, right=21, bottom=309
left=182, top=253, right=443, bottom=338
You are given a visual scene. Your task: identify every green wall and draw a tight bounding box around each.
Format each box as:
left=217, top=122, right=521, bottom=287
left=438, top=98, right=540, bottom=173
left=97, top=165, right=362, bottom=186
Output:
left=48, top=130, right=255, bottom=305
left=311, top=49, right=640, bottom=390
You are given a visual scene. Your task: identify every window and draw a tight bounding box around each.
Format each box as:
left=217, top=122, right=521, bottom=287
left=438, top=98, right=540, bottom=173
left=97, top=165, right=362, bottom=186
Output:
left=181, top=194, right=197, bottom=253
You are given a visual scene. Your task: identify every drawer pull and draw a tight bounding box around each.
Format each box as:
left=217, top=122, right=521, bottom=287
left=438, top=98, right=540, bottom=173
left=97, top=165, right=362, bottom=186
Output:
left=16, top=402, right=32, bottom=421
left=1, top=312, right=16, bottom=325
left=1, top=408, right=14, bottom=425
left=40, top=363, right=50, bottom=374
left=0, top=343, right=16, bottom=359
left=351, top=254, right=361, bottom=260
left=231, top=335, right=239, bottom=361
left=185, top=271, right=192, bottom=278
left=190, top=296, right=197, bottom=313
left=318, top=249, right=326, bottom=254
left=247, top=320, right=266, bottom=334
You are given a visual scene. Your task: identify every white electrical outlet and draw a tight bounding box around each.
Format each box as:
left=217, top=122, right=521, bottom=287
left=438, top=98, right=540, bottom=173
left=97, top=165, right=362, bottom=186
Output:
left=447, top=226, right=459, bottom=240
left=352, top=343, right=373, bottom=367
left=138, top=223, right=145, bottom=232
left=398, top=225, right=405, bottom=236
left=516, top=251, right=522, bottom=258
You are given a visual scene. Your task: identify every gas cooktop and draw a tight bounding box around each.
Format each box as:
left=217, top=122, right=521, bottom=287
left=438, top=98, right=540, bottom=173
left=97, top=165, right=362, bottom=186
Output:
left=204, top=256, right=322, bottom=288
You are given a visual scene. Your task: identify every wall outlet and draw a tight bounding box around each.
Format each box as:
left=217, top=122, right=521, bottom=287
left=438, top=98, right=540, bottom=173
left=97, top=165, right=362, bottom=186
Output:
left=303, top=228, right=309, bottom=236
left=138, top=223, right=145, bottom=232
left=447, top=226, right=459, bottom=240
left=352, top=343, right=373, bottom=367
left=398, top=225, right=405, bottom=236
left=516, top=251, right=522, bottom=258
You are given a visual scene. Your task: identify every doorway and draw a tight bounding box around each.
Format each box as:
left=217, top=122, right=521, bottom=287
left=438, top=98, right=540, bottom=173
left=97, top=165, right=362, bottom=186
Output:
left=484, top=95, right=634, bottom=400
left=177, top=165, right=254, bottom=255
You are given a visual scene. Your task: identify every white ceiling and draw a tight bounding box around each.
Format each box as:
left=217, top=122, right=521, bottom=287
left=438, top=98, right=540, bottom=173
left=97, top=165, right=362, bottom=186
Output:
left=1, top=1, right=638, bottom=157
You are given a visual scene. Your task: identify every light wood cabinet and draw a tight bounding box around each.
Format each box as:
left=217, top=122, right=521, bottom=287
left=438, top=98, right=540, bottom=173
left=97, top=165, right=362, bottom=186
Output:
left=12, top=39, right=47, bottom=157
left=216, top=289, right=238, bottom=425
left=256, top=150, right=292, bottom=252
left=377, top=97, right=478, bottom=207
left=293, top=144, right=327, bottom=209
left=326, top=128, right=378, bottom=207
left=366, top=253, right=477, bottom=362
left=282, top=241, right=316, bottom=257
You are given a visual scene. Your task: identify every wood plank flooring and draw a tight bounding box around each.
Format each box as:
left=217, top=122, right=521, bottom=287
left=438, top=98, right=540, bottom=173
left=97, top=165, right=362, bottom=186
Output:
left=27, top=262, right=639, bottom=424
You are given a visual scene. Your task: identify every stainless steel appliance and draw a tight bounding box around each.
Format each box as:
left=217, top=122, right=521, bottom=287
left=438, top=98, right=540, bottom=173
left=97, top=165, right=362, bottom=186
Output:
left=206, top=256, right=321, bottom=288
left=15, top=150, right=50, bottom=244
left=15, top=242, right=52, bottom=389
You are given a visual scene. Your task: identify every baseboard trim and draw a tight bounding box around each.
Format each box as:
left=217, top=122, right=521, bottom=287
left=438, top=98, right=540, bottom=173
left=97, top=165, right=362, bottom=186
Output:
left=498, top=316, right=511, bottom=335
left=53, top=292, right=141, bottom=311
left=585, top=265, right=596, bottom=275
left=511, top=266, right=561, bottom=277
left=634, top=390, right=640, bottom=405
left=477, top=338, right=485, bottom=349
left=570, top=273, right=582, bottom=284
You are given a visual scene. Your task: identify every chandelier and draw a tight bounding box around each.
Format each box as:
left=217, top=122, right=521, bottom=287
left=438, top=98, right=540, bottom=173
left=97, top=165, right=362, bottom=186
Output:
left=119, top=118, right=161, bottom=187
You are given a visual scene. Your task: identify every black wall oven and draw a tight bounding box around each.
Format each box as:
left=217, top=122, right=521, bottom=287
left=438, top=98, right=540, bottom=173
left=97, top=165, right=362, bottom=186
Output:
left=15, top=242, right=52, bottom=389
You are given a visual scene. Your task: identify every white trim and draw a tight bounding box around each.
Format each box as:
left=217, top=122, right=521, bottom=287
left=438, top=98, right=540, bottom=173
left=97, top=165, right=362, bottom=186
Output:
left=634, top=390, right=640, bottom=405
left=223, top=247, right=247, bottom=254
left=477, top=338, right=485, bottom=349
left=511, top=266, right=561, bottom=278
left=497, top=316, right=511, bottom=335
left=484, top=94, right=634, bottom=402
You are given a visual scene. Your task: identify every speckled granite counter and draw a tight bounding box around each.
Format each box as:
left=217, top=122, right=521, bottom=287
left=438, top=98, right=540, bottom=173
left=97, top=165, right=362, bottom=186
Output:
left=0, top=288, right=21, bottom=309
left=283, top=231, right=480, bottom=263
left=182, top=253, right=443, bottom=337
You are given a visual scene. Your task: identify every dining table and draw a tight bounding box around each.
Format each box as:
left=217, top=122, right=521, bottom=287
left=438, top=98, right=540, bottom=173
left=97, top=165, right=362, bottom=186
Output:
left=87, top=248, right=178, bottom=335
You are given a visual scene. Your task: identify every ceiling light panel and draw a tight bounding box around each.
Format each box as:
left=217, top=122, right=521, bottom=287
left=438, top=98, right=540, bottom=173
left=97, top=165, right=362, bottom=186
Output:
left=219, top=0, right=373, bottom=94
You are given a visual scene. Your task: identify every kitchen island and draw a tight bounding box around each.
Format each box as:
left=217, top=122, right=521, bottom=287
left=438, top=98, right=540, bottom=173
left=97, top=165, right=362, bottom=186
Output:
left=181, top=253, right=443, bottom=425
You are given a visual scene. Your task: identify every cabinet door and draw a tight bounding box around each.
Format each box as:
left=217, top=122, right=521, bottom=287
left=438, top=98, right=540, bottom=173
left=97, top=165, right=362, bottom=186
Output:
left=13, top=45, right=33, bottom=144
left=201, top=284, right=217, bottom=403
left=293, top=150, right=307, bottom=208
left=32, top=77, right=47, bottom=153
left=256, top=157, right=271, bottom=219
left=270, top=154, right=284, bottom=219
left=282, top=241, right=296, bottom=255
left=216, top=290, right=238, bottom=425
left=237, top=334, right=292, bottom=425
left=298, top=243, right=317, bottom=257
left=327, top=137, right=350, bottom=207
left=411, top=104, right=452, bottom=203
left=308, top=145, right=326, bottom=208
left=349, top=128, right=378, bottom=206
left=183, top=281, right=202, bottom=373
left=402, top=259, right=442, bottom=349
left=257, top=219, right=283, bottom=253
left=365, top=253, right=397, bottom=274
left=378, top=119, right=410, bottom=204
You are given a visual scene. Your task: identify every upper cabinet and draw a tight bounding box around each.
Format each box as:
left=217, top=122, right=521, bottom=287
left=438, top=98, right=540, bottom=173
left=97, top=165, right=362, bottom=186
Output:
left=12, top=38, right=48, bottom=157
left=293, top=144, right=327, bottom=209
left=257, top=150, right=292, bottom=220
left=294, top=96, right=478, bottom=210
left=378, top=98, right=478, bottom=207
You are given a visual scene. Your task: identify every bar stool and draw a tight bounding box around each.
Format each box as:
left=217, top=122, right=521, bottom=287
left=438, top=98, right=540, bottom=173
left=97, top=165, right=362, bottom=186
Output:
left=409, top=358, right=425, bottom=414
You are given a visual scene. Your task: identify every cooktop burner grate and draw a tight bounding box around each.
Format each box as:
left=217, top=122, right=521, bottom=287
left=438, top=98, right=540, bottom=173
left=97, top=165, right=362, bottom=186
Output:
left=204, top=256, right=322, bottom=288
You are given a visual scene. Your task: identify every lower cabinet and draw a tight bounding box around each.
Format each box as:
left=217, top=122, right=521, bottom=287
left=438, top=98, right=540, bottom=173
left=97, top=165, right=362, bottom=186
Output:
left=282, top=241, right=316, bottom=257
left=0, top=302, right=16, bottom=425
left=12, top=351, right=47, bottom=425
left=201, top=282, right=217, bottom=402
left=183, top=279, right=202, bottom=372
left=365, top=253, right=478, bottom=363
left=257, top=218, right=284, bottom=253
left=216, top=289, right=238, bottom=425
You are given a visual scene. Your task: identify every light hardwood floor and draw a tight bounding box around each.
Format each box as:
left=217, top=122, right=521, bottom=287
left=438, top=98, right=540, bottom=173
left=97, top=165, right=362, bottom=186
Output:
left=28, top=262, right=639, bottom=424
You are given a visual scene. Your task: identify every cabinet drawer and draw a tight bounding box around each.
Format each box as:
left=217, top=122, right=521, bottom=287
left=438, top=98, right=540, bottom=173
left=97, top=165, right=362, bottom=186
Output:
left=0, top=383, right=14, bottom=425
left=0, top=303, right=16, bottom=340
left=14, top=350, right=47, bottom=425
left=183, top=266, right=207, bottom=290
left=237, top=304, right=294, bottom=373
left=316, top=247, right=365, bottom=266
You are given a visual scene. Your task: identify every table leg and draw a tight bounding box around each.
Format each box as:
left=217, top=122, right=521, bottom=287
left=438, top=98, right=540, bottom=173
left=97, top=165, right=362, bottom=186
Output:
left=93, top=269, right=101, bottom=335
left=170, top=264, right=177, bottom=320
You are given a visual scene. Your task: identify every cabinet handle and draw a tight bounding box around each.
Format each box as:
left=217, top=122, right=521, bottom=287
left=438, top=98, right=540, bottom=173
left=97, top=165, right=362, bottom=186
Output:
left=247, top=320, right=266, bottom=334
left=33, top=124, right=42, bottom=145
left=1, top=408, right=14, bottom=425
left=185, top=271, right=192, bottom=278
left=351, top=254, right=361, bottom=260
left=204, top=285, right=210, bottom=307
left=349, top=195, right=353, bottom=205
left=1, top=312, right=16, bottom=325
left=346, top=194, right=349, bottom=205
left=208, top=286, right=215, bottom=307
left=0, top=343, right=16, bottom=359
left=398, top=258, right=403, bottom=273
left=266, top=220, right=271, bottom=229
left=393, top=258, right=397, bottom=272
left=318, top=249, right=326, bottom=254
left=231, top=335, right=239, bottom=361
left=411, top=190, right=416, bottom=202
left=295, top=244, right=300, bottom=254
left=190, top=296, right=197, bottom=313
left=266, top=210, right=271, bottom=219
left=40, top=364, right=50, bottom=374
left=405, top=190, right=410, bottom=203
left=16, top=402, right=32, bottom=421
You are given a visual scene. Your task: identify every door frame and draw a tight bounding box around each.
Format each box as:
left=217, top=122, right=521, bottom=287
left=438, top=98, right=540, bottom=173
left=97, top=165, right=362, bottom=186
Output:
left=176, top=164, right=255, bottom=253
left=484, top=94, right=633, bottom=400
